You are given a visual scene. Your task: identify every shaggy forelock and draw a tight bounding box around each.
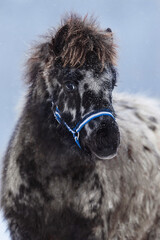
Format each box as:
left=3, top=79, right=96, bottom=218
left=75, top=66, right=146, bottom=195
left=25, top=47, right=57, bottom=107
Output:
left=53, top=14, right=117, bottom=69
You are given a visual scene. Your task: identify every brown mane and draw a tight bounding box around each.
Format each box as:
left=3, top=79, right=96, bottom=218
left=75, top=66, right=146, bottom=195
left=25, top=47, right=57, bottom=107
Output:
left=53, top=14, right=117, bottom=69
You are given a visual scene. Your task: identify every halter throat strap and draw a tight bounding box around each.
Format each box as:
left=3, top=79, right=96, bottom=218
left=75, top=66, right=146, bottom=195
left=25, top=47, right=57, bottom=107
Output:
left=52, top=102, right=115, bottom=149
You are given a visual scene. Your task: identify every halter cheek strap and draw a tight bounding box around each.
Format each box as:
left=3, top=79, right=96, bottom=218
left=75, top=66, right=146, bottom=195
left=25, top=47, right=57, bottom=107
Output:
left=52, top=102, right=115, bottom=149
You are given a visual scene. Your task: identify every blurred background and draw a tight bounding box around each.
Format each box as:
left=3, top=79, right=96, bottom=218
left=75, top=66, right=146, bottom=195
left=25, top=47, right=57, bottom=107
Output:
left=0, top=0, right=160, bottom=239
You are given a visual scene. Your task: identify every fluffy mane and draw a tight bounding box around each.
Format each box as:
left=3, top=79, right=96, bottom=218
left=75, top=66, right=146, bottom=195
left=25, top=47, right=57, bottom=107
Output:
left=54, top=14, right=117, bottom=68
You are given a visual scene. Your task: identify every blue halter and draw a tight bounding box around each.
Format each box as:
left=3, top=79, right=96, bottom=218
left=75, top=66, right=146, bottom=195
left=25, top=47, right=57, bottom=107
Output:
left=52, top=102, right=115, bottom=149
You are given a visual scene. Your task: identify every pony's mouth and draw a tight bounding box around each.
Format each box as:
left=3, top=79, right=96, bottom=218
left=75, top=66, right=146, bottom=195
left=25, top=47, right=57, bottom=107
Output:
left=82, top=143, right=118, bottom=160
left=92, top=151, right=117, bottom=160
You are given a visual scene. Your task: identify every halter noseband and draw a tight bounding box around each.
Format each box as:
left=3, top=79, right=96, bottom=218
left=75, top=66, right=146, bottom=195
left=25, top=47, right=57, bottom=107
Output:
left=52, top=102, right=115, bottom=149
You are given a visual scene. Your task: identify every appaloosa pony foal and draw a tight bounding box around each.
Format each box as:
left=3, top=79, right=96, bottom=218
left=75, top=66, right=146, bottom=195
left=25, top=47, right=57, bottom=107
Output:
left=1, top=14, right=160, bottom=240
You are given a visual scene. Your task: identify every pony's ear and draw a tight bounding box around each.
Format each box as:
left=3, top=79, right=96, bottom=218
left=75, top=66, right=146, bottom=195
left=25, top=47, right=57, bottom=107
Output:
left=105, top=27, right=114, bottom=47
left=106, top=28, right=112, bottom=33
left=53, top=24, right=69, bottom=56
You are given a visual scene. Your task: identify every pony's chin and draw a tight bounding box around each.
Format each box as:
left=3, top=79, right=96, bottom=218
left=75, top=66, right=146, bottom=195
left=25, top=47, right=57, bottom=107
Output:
left=91, top=151, right=117, bottom=160
left=83, top=144, right=118, bottom=160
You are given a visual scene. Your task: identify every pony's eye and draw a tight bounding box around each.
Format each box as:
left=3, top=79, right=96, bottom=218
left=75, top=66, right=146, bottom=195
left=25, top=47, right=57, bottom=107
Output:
left=64, top=82, right=77, bottom=92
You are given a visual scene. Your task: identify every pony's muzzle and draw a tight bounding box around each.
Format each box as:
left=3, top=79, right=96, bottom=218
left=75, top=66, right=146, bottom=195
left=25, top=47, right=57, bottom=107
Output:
left=87, top=117, right=120, bottom=160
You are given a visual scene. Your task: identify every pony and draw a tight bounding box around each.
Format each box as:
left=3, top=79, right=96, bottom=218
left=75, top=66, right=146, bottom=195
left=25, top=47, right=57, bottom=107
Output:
left=1, top=14, right=160, bottom=240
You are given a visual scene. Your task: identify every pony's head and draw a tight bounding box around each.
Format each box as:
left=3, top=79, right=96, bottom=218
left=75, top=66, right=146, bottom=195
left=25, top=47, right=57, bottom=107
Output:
left=26, top=14, right=120, bottom=160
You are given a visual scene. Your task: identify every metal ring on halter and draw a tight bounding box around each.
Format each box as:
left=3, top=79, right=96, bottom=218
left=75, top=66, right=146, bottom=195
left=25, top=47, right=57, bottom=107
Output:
left=74, top=131, right=79, bottom=139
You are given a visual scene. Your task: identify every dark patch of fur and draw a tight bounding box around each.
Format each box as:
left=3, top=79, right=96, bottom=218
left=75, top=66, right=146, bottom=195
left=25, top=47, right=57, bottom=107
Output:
left=149, top=116, right=158, bottom=123
left=134, top=111, right=144, bottom=121
left=148, top=125, right=157, bottom=132
left=143, top=145, right=151, bottom=152
left=128, top=145, right=135, bottom=162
